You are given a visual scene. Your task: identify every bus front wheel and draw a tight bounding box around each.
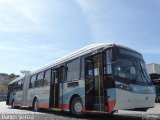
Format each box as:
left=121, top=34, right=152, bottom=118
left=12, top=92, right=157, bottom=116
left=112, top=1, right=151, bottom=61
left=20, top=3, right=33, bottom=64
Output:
left=71, top=97, right=84, bottom=117
left=33, top=99, right=39, bottom=112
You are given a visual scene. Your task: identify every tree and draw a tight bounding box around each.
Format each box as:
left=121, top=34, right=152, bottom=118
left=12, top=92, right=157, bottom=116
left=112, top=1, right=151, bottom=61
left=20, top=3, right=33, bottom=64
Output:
left=0, top=85, right=7, bottom=94
left=8, top=73, right=20, bottom=81
left=20, top=70, right=30, bottom=75
left=0, top=73, right=20, bottom=98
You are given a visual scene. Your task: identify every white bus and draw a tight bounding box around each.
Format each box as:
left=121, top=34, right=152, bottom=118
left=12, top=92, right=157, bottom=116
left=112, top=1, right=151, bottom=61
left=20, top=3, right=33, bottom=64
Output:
left=6, top=43, right=155, bottom=116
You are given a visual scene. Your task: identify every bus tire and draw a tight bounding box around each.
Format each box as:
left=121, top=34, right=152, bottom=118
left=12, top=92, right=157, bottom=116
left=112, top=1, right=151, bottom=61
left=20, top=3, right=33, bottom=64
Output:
left=71, top=97, right=83, bottom=117
left=33, top=99, right=39, bottom=112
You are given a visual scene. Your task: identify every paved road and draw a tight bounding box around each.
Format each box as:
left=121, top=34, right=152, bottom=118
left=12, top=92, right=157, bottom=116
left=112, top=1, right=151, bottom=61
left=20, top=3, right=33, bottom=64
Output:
left=0, top=102, right=160, bottom=120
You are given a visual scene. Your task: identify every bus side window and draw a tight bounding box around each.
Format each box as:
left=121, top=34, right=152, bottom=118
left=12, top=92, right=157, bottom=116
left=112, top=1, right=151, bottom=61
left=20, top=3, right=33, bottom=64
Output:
left=12, top=83, right=15, bottom=91
left=37, top=72, right=44, bottom=87
left=21, top=79, right=24, bottom=90
left=44, top=69, right=51, bottom=85
left=60, top=66, right=65, bottom=82
left=29, top=75, right=37, bottom=88
left=14, top=82, right=18, bottom=91
left=66, top=58, right=80, bottom=81
left=81, top=57, right=85, bottom=79
left=11, top=84, right=14, bottom=91
left=86, top=59, right=94, bottom=77
left=105, top=49, right=112, bottom=75
left=10, top=84, right=12, bottom=92
left=17, top=80, right=22, bottom=91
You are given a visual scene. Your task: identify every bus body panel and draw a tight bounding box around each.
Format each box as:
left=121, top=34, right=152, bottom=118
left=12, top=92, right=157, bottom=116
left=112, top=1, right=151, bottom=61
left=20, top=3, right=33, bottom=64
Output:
left=40, top=85, right=50, bottom=108
left=59, top=79, right=85, bottom=111
left=27, top=88, right=35, bottom=107
left=8, top=91, right=23, bottom=106
left=27, top=85, right=50, bottom=108
left=113, top=85, right=155, bottom=110
left=9, top=92, right=13, bottom=105
left=21, top=74, right=30, bottom=106
left=34, top=86, right=50, bottom=108
left=14, top=91, right=23, bottom=106
left=106, top=88, right=116, bottom=112
left=8, top=92, right=13, bottom=105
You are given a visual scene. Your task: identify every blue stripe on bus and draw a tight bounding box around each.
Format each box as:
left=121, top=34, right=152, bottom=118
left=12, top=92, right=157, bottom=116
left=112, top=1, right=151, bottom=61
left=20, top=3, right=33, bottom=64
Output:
left=59, top=87, right=85, bottom=105
left=106, top=88, right=116, bottom=101
left=26, top=87, right=85, bottom=106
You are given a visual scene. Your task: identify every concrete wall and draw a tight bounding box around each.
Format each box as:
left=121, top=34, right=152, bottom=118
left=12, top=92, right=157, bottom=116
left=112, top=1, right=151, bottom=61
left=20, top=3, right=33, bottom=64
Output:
left=146, top=63, right=160, bottom=75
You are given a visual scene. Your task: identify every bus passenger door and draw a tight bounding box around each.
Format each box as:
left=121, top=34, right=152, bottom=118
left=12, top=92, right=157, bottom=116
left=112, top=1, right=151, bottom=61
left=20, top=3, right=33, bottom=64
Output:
left=50, top=69, right=60, bottom=108
left=85, top=53, right=105, bottom=111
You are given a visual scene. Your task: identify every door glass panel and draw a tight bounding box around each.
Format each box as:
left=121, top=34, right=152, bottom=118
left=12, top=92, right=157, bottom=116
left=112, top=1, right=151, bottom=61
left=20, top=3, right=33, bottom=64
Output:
left=52, top=71, right=56, bottom=84
left=85, top=53, right=104, bottom=111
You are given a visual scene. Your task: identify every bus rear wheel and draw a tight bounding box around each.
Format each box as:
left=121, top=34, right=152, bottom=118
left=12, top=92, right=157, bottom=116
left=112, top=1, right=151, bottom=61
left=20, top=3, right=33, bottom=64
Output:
left=71, top=97, right=84, bottom=117
left=33, top=99, right=39, bottom=112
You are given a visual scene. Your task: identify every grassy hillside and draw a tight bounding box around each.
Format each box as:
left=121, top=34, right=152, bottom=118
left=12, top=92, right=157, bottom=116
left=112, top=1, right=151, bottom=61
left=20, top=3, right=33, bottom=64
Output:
left=0, top=73, right=20, bottom=96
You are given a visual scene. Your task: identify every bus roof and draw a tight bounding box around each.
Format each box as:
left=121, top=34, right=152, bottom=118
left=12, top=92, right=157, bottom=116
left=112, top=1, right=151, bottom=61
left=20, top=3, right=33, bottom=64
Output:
left=9, top=43, right=109, bottom=85
left=8, top=76, right=24, bottom=85
left=30, top=43, right=110, bottom=75
left=29, top=43, right=140, bottom=75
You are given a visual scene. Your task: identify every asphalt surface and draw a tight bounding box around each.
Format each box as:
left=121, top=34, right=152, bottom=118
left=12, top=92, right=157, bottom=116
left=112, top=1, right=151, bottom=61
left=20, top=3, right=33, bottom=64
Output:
left=0, top=102, right=160, bottom=120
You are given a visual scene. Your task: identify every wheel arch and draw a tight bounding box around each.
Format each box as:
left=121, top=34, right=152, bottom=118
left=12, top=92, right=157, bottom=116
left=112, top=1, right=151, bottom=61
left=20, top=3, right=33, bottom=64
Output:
left=69, top=94, right=81, bottom=111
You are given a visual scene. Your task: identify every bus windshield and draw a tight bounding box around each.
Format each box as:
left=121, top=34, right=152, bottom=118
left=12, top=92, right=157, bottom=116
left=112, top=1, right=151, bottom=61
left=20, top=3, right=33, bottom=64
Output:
left=114, top=47, right=151, bottom=85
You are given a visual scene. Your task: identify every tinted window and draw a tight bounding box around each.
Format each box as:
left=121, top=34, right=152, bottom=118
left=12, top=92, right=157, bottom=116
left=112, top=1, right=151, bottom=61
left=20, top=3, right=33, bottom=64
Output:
left=115, top=59, right=136, bottom=81
left=9, top=84, right=13, bottom=91
left=66, top=58, right=80, bottom=81
left=10, top=84, right=14, bottom=91
left=20, top=79, right=24, bottom=90
left=67, top=58, right=80, bottom=71
left=104, top=49, right=112, bottom=75
left=86, top=59, right=94, bottom=76
left=29, top=75, right=37, bottom=88
left=117, top=47, right=143, bottom=60
left=21, top=79, right=24, bottom=86
left=116, top=47, right=150, bottom=85
left=17, top=80, right=22, bottom=90
left=18, top=80, right=21, bottom=86
left=37, top=72, right=44, bottom=87
left=44, top=69, right=51, bottom=85
left=81, top=57, right=85, bottom=79
left=14, top=82, right=18, bottom=91
left=60, top=67, right=65, bottom=82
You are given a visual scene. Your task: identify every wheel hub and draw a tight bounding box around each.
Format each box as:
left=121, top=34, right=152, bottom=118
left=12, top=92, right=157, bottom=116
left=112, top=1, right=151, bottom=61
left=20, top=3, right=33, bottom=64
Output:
left=74, top=102, right=82, bottom=113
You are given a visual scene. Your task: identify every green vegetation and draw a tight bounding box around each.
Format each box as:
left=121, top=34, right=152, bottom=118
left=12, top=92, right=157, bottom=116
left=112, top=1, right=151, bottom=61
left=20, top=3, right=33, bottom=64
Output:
left=0, top=73, right=20, bottom=101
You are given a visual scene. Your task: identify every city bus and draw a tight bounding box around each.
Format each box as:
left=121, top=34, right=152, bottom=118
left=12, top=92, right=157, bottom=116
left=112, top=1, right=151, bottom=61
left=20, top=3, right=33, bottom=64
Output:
left=6, top=43, right=155, bottom=116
